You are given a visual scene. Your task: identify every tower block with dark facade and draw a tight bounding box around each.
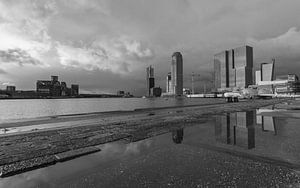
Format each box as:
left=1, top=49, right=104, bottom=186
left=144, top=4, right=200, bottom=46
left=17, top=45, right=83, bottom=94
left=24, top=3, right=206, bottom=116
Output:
left=171, top=52, right=183, bottom=96
left=146, top=65, right=155, bottom=96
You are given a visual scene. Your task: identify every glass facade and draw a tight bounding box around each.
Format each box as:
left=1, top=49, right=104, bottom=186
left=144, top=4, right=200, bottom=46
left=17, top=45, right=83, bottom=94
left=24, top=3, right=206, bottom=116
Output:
left=214, top=58, right=221, bottom=90
left=214, top=51, right=228, bottom=89
left=228, top=50, right=236, bottom=88
left=171, top=52, right=183, bottom=96
left=233, top=46, right=253, bottom=88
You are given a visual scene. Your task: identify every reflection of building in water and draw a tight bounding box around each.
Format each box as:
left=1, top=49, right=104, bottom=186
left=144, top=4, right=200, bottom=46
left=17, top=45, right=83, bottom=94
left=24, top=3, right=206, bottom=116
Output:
left=172, top=128, right=184, bottom=144
left=256, top=109, right=277, bottom=135
left=215, top=111, right=255, bottom=149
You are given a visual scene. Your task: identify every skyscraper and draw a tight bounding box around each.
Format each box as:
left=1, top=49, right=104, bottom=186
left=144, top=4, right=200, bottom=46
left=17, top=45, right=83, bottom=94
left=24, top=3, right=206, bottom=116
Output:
left=261, top=59, right=275, bottom=82
left=171, top=52, right=183, bottom=96
left=234, top=46, right=253, bottom=88
left=214, top=51, right=229, bottom=89
left=214, top=45, right=253, bottom=91
left=166, top=72, right=172, bottom=93
left=146, top=65, right=155, bottom=96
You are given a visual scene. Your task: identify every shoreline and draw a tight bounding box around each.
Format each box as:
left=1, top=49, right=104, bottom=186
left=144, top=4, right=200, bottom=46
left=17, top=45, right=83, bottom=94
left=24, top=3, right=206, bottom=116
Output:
left=0, top=99, right=291, bottom=177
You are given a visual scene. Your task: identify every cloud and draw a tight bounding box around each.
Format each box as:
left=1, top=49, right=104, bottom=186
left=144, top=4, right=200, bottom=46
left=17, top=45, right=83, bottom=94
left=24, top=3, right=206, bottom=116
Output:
left=56, top=37, right=154, bottom=74
left=2, top=82, right=14, bottom=86
left=0, top=48, right=41, bottom=66
left=248, top=27, right=300, bottom=74
left=0, top=1, right=56, bottom=66
left=0, top=69, right=7, bottom=74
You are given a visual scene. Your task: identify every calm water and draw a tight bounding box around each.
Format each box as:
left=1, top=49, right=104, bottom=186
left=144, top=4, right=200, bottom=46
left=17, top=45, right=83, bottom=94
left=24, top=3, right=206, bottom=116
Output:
left=0, top=98, right=222, bottom=123
left=1, top=108, right=300, bottom=187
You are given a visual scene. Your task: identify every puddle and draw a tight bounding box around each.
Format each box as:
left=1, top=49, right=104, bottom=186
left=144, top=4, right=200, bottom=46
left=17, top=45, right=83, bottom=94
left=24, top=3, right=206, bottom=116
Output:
left=1, top=108, right=300, bottom=187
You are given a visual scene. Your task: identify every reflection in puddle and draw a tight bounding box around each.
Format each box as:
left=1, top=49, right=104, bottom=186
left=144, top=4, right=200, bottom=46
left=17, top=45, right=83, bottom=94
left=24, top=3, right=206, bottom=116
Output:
left=257, top=109, right=277, bottom=135
left=172, top=128, right=184, bottom=144
left=215, top=111, right=256, bottom=149
left=2, top=108, right=300, bottom=187
left=215, top=109, right=279, bottom=150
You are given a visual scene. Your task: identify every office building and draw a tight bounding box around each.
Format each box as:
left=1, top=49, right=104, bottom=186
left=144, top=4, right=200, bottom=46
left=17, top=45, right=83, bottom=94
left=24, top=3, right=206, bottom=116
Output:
left=228, top=49, right=236, bottom=88
left=234, top=46, right=253, bottom=88
left=171, top=52, right=183, bottom=96
left=214, top=51, right=228, bottom=89
left=255, top=59, right=300, bottom=95
left=166, top=72, right=172, bottom=93
left=214, top=45, right=253, bottom=91
left=261, top=59, right=275, bottom=82
left=146, top=65, right=155, bottom=96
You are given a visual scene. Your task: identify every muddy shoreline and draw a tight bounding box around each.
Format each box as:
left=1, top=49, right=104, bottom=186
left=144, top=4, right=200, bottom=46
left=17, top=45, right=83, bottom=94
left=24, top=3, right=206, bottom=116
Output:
left=0, top=99, right=288, bottom=177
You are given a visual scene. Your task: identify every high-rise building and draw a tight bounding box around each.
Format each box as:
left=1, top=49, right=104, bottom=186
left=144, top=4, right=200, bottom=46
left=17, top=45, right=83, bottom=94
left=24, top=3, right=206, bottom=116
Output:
left=171, top=52, right=183, bottom=96
left=214, top=45, right=253, bottom=91
left=166, top=72, right=172, bottom=93
left=146, top=65, right=155, bottom=96
left=234, top=46, right=253, bottom=88
left=261, top=59, right=275, bottom=82
left=214, top=51, right=228, bottom=89
left=228, top=49, right=236, bottom=88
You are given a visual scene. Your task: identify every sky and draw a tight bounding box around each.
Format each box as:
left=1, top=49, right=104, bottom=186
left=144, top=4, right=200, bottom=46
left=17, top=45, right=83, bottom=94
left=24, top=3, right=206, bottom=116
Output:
left=0, top=0, right=300, bottom=95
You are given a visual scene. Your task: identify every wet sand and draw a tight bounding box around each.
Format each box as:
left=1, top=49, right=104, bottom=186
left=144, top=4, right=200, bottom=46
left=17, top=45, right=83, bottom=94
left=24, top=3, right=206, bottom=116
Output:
left=0, top=99, right=293, bottom=178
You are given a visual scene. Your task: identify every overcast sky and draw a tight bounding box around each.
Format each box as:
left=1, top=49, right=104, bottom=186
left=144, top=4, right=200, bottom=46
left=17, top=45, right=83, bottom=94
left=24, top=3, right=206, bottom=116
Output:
left=0, top=0, right=300, bottom=95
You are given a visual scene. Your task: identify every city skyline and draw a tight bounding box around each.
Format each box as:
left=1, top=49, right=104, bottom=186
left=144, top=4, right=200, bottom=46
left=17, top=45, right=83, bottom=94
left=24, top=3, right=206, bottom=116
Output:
left=0, top=1, right=300, bottom=95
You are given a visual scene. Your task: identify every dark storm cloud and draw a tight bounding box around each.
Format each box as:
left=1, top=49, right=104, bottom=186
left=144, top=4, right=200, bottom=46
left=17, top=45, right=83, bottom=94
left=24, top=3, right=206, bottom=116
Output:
left=0, top=49, right=41, bottom=66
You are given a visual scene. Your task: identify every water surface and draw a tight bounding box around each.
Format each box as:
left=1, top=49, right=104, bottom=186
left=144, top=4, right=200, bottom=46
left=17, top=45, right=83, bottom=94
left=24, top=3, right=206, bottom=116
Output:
left=0, top=98, right=223, bottom=123
left=1, top=108, right=299, bottom=187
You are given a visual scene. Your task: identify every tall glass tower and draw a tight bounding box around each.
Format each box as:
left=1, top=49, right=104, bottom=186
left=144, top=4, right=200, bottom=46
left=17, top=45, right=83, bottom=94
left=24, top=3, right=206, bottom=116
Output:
left=171, top=52, right=183, bottom=96
left=146, top=65, right=154, bottom=96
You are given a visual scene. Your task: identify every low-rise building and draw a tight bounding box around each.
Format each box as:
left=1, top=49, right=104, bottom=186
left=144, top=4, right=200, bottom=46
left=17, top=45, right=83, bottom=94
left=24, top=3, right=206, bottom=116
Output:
left=36, top=76, right=79, bottom=97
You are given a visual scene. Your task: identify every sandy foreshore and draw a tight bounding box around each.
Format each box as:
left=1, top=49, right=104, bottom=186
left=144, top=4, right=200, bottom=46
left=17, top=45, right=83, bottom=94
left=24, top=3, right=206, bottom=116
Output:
left=0, top=99, right=290, bottom=177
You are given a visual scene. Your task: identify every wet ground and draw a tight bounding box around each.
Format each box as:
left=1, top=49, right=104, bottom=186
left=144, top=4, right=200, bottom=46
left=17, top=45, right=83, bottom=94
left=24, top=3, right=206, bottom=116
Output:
left=1, top=106, right=300, bottom=187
